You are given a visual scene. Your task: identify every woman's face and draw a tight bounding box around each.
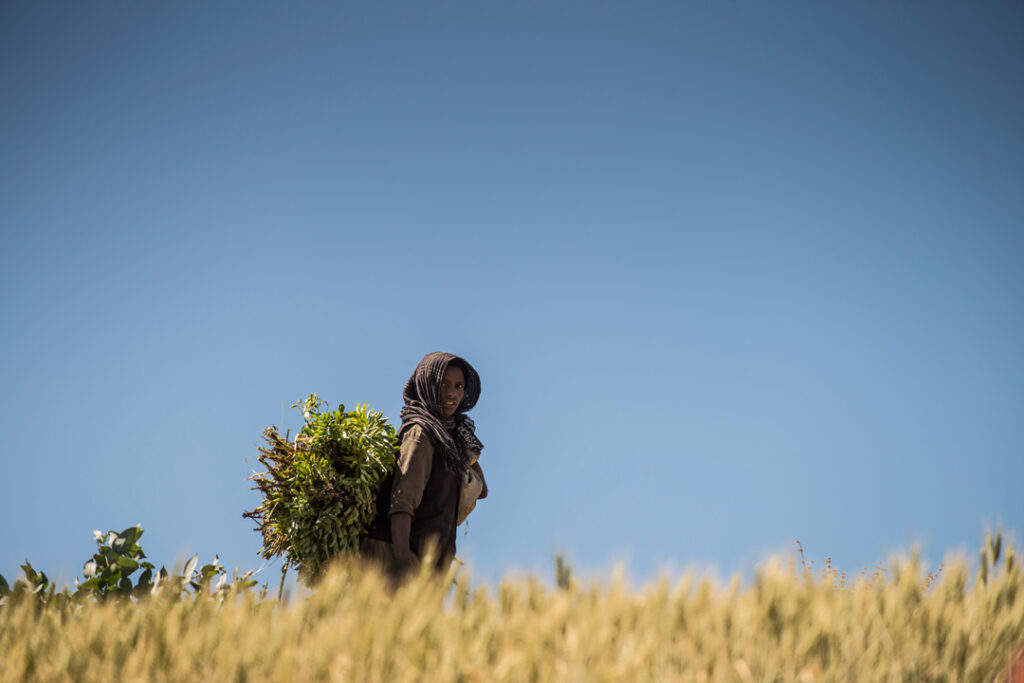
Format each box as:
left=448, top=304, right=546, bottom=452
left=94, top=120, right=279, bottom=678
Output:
left=439, top=364, right=466, bottom=417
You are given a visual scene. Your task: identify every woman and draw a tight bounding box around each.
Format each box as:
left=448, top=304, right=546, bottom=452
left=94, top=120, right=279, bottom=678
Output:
left=363, top=351, right=487, bottom=576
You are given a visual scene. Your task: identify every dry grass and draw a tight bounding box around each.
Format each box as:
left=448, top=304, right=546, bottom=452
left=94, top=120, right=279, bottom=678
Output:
left=2, top=542, right=1022, bottom=682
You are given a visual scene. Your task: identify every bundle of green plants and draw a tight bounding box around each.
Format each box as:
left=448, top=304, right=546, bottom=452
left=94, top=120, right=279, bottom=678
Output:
left=244, top=394, right=398, bottom=584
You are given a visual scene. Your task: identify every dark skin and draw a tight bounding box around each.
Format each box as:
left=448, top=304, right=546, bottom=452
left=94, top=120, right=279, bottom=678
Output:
left=392, top=365, right=484, bottom=572
left=439, top=364, right=466, bottom=418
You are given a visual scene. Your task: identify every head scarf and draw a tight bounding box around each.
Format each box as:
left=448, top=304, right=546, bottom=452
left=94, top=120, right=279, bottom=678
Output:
left=399, top=352, right=483, bottom=476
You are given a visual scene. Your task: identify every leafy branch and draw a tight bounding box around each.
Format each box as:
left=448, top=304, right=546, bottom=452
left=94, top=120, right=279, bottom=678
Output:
left=243, top=394, right=398, bottom=585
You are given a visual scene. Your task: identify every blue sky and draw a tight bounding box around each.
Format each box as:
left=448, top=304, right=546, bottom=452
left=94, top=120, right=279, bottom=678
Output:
left=2, top=0, right=1022, bottom=587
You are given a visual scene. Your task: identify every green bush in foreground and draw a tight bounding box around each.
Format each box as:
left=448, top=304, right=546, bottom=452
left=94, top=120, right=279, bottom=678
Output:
left=2, top=532, right=1022, bottom=682
left=0, top=526, right=260, bottom=610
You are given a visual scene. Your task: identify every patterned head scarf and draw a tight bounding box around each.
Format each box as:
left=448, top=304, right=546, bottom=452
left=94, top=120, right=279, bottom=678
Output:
left=399, top=351, right=483, bottom=476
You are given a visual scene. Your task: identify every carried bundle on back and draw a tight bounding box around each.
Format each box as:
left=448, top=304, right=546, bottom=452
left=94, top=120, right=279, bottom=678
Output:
left=243, top=394, right=397, bottom=584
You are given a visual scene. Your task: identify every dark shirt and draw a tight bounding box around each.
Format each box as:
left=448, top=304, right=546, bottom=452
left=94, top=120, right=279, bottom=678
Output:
left=365, top=424, right=486, bottom=569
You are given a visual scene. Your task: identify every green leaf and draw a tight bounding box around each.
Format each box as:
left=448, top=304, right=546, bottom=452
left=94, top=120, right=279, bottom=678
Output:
left=117, top=557, right=139, bottom=573
left=20, top=561, right=38, bottom=583
left=111, top=534, right=128, bottom=554
left=120, top=526, right=143, bottom=547
left=77, top=577, right=102, bottom=592
left=0, top=574, right=8, bottom=595
left=183, top=554, right=198, bottom=579
left=102, top=570, right=122, bottom=588
left=137, top=568, right=153, bottom=587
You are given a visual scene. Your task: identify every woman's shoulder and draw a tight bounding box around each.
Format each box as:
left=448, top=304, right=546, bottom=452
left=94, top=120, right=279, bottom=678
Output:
left=400, top=423, right=434, bottom=448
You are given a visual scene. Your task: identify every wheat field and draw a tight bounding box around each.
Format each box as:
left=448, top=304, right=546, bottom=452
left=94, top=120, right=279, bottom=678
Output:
left=2, top=537, right=1022, bottom=682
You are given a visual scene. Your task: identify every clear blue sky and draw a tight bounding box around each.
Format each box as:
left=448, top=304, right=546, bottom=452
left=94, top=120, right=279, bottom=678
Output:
left=2, top=0, right=1022, bottom=587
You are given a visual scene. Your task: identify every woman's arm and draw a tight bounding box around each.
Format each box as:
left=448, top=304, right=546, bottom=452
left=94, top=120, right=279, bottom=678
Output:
left=389, top=425, right=434, bottom=568
left=390, top=512, right=413, bottom=570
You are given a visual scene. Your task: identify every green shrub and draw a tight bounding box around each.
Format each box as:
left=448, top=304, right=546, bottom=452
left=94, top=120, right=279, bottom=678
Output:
left=0, top=526, right=259, bottom=610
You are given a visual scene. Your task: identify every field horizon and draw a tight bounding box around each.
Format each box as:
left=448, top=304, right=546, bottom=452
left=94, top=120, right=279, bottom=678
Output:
left=3, top=529, right=1022, bottom=682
